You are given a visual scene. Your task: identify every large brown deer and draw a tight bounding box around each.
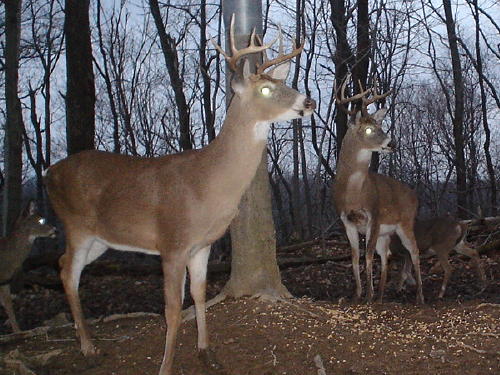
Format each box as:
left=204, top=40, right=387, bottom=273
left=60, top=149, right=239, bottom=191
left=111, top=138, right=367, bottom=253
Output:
left=45, top=17, right=315, bottom=375
left=391, top=215, right=486, bottom=299
left=332, top=75, right=424, bottom=304
left=0, top=201, right=56, bottom=332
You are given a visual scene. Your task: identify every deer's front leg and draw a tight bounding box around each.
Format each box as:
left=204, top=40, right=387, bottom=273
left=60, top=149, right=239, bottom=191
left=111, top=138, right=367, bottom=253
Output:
left=60, top=238, right=107, bottom=356
left=365, top=221, right=380, bottom=303
left=341, top=214, right=362, bottom=302
left=0, top=284, right=20, bottom=333
left=159, top=257, right=187, bottom=375
left=187, top=246, right=224, bottom=373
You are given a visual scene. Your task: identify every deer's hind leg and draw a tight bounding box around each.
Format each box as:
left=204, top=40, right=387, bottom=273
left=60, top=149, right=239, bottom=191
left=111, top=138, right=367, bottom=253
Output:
left=396, top=225, right=424, bottom=304
left=454, top=241, right=487, bottom=287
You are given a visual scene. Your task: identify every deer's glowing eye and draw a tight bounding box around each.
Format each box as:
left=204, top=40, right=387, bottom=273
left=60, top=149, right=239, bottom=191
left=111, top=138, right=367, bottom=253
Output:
left=38, top=218, right=46, bottom=225
left=260, top=87, right=271, bottom=96
left=365, top=127, right=373, bottom=135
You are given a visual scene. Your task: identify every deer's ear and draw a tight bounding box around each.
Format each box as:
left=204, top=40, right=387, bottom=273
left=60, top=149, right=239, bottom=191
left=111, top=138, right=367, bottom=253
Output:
left=27, top=201, right=36, bottom=216
left=268, top=62, right=290, bottom=81
left=372, top=108, right=388, bottom=123
left=231, top=59, right=251, bottom=94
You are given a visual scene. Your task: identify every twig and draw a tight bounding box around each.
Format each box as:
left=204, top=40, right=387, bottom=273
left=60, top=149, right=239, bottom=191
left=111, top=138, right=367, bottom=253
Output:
left=476, top=303, right=500, bottom=309
left=314, top=354, right=327, bottom=375
left=457, top=341, right=487, bottom=354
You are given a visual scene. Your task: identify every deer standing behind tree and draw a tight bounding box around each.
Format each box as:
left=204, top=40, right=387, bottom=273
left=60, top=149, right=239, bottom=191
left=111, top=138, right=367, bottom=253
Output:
left=0, top=201, right=56, bottom=332
left=332, top=75, right=424, bottom=304
left=391, top=215, right=486, bottom=299
left=45, top=17, right=315, bottom=375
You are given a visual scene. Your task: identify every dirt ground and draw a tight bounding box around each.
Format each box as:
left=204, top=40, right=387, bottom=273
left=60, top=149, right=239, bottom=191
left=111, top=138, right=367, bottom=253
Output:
left=0, top=241, right=499, bottom=375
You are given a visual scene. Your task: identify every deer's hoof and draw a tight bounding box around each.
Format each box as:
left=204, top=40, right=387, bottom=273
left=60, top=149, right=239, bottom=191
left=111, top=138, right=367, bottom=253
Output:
left=198, top=349, right=227, bottom=374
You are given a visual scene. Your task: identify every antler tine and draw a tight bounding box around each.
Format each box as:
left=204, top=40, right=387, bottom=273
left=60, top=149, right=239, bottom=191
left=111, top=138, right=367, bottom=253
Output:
left=278, top=25, right=284, bottom=55
left=256, top=28, right=304, bottom=75
left=211, top=14, right=277, bottom=72
left=335, top=73, right=372, bottom=115
left=362, top=77, right=392, bottom=108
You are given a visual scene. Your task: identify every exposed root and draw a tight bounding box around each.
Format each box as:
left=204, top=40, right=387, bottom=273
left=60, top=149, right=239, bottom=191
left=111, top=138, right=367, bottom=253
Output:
left=273, top=297, right=323, bottom=319
left=182, top=293, right=227, bottom=322
left=0, top=326, right=50, bottom=344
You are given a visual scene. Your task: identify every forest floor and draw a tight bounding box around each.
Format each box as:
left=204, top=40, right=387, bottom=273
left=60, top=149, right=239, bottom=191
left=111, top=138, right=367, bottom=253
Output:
left=0, top=239, right=499, bottom=375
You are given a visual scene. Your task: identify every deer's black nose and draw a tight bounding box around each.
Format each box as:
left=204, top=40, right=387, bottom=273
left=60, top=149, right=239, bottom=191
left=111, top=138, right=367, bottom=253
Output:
left=304, top=97, right=316, bottom=110
left=388, top=139, right=397, bottom=150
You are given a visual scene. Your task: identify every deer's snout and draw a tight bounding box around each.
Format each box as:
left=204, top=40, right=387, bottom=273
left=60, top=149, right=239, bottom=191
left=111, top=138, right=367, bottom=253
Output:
left=387, top=139, right=397, bottom=151
left=304, top=97, right=316, bottom=110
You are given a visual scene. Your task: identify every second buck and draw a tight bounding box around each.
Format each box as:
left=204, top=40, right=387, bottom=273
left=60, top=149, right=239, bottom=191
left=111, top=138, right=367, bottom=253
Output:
left=45, top=17, right=315, bottom=375
left=332, top=75, right=424, bottom=304
left=0, top=201, right=56, bottom=332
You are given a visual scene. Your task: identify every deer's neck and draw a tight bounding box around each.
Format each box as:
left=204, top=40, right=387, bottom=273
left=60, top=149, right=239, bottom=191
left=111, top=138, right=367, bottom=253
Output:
left=199, top=96, right=269, bottom=196
left=336, top=134, right=373, bottom=196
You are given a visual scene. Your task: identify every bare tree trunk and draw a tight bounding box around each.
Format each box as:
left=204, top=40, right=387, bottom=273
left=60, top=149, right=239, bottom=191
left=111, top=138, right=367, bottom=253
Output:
left=290, top=0, right=304, bottom=240
left=222, top=1, right=290, bottom=299
left=200, top=0, right=216, bottom=142
left=64, top=0, right=95, bottom=155
left=149, top=0, right=192, bottom=151
left=2, top=0, right=24, bottom=235
left=443, top=0, right=467, bottom=218
left=329, top=0, right=353, bottom=157
left=471, top=0, right=497, bottom=215
left=96, top=0, right=121, bottom=153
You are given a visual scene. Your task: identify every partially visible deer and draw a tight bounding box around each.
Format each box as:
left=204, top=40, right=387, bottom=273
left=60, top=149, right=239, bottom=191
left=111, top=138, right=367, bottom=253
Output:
left=332, top=75, right=424, bottom=304
left=0, top=201, right=56, bottom=332
left=391, top=215, right=486, bottom=299
left=45, top=17, right=315, bottom=375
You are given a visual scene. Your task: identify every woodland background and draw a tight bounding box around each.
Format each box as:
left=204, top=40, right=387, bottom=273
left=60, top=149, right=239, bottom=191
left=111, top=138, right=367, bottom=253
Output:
left=1, top=0, right=499, bottom=245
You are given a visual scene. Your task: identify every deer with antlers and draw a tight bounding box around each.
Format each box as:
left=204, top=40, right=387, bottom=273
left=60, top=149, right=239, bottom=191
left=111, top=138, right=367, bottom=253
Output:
left=45, top=16, right=315, bottom=375
left=332, top=75, right=424, bottom=304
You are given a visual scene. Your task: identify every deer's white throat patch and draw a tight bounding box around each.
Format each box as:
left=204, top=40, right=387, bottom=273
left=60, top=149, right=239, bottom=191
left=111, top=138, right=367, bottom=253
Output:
left=346, top=171, right=365, bottom=191
left=357, top=149, right=372, bottom=163
left=254, top=121, right=271, bottom=141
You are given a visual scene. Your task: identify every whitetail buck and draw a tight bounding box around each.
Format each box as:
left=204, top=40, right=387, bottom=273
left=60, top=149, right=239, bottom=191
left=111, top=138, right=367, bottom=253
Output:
left=0, top=201, right=56, bottom=332
left=391, top=215, right=486, bottom=299
left=45, top=17, right=315, bottom=375
left=332, top=75, right=424, bottom=304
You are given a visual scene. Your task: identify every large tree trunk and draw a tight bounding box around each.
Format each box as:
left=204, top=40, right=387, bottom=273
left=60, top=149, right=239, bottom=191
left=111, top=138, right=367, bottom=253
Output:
left=222, top=1, right=290, bottom=299
left=2, top=0, right=24, bottom=236
left=64, top=0, right=95, bottom=155
left=443, top=0, right=467, bottom=218
left=149, top=0, right=192, bottom=151
left=224, top=150, right=290, bottom=298
left=329, top=0, right=353, bottom=157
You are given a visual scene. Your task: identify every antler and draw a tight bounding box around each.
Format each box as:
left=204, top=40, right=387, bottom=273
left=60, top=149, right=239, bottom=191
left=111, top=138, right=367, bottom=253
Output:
left=256, top=28, right=304, bottom=74
left=336, top=73, right=392, bottom=116
left=211, top=14, right=277, bottom=72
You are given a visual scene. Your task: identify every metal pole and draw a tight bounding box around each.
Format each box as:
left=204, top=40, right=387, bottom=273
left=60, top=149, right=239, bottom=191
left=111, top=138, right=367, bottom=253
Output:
left=222, top=0, right=263, bottom=103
